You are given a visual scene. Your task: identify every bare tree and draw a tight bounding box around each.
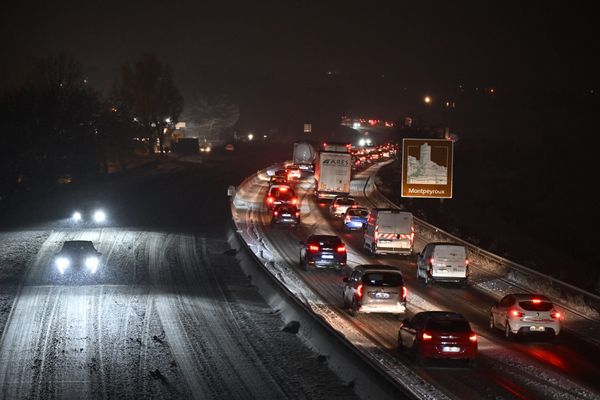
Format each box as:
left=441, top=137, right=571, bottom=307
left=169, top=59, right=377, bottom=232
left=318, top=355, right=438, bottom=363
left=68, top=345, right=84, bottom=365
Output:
left=111, top=54, right=183, bottom=153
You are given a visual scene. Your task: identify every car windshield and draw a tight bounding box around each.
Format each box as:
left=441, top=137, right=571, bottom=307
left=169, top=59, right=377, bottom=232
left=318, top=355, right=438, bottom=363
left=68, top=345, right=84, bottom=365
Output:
left=275, top=192, right=294, bottom=200
left=348, top=209, right=368, bottom=217
left=425, top=318, right=471, bottom=332
left=309, top=236, right=340, bottom=246
left=519, top=300, right=553, bottom=312
left=62, top=241, right=94, bottom=252
left=362, top=272, right=403, bottom=287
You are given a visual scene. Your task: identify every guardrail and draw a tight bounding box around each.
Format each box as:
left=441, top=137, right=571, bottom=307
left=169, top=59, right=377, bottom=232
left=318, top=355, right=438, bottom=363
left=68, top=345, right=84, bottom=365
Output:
left=227, top=176, right=416, bottom=400
left=364, top=169, right=600, bottom=321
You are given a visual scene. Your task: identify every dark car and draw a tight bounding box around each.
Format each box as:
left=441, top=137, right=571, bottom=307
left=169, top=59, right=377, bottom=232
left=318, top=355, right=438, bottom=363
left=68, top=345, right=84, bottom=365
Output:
left=343, top=265, right=406, bottom=315
left=265, top=185, right=298, bottom=209
left=53, top=240, right=102, bottom=275
left=299, top=234, right=346, bottom=270
left=271, top=204, right=300, bottom=227
left=398, top=311, right=477, bottom=366
left=342, top=207, right=369, bottom=230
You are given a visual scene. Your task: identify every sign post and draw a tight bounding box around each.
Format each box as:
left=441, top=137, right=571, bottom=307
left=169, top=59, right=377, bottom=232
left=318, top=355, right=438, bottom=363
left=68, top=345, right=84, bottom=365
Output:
left=401, top=138, right=454, bottom=198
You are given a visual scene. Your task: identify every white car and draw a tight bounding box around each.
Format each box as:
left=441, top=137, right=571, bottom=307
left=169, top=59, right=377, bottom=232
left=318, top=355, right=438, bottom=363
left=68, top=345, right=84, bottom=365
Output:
left=490, top=294, right=562, bottom=340
left=329, top=196, right=356, bottom=218
left=53, top=240, right=102, bottom=275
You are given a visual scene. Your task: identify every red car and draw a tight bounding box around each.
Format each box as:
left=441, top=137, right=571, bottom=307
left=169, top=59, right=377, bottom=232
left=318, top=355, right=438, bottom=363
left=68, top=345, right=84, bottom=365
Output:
left=398, top=311, right=477, bottom=366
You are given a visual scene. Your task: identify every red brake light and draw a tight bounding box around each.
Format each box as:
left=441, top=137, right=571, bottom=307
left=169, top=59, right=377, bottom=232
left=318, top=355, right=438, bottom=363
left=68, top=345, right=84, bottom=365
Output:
left=402, top=286, right=407, bottom=300
left=422, top=332, right=432, bottom=341
left=292, top=198, right=298, bottom=205
left=551, top=311, right=562, bottom=320
left=429, top=257, right=435, bottom=266
left=532, top=299, right=541, bottom=304
left=469, top=333, right=477, bottom=342
left=356, top=284, right=363, bottom=298
left=295, top=211, right=300, bottom=217
left=336, top=245, right=346, bottom=253
left=273, top=211, right=278, bottom=216
left=308, top=244, right=320, bottom=252
left=511, top=310, right=524, bottom=318
left=267, top=196, right=274, bottom=203
left=465, top=259, right=469, bottom=266
left=279, top=187, right=288, bottom=192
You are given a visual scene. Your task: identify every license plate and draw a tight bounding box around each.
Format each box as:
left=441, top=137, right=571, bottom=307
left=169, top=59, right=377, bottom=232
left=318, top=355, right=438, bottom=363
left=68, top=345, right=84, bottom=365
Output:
left=322, top=254, right=334, bottom=259
left=282, top=214, right=291, bottom=217
left=442, top=346, right=460, bottom=353
left=375, top=292, right=390, bottom=299
left=530, top=326, right=545, bottom=332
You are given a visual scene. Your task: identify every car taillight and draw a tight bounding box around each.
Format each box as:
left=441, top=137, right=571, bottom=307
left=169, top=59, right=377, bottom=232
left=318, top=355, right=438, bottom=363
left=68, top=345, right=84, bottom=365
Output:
left=273, top=211, right=278, bottom=216
left=402, top=286, right=407, bottom=300
left=333, top=204, right=338, bottom=208
left=422, top=332, right=432, bottom=341
left=308, top=244, right=320, bottom=252
left=429, top=257, right=435, bottom=266
left=295, top=211, right=300, bottom=217
left=336, top=245, right=346, bottom=253
left=469, top=333, right=477, bottom=342
left=465, top=259, right=469, bottom=267
left=292, top=198, right=298, bottom=205
left=267, top=196, right=274, bottom=203
left=279, top=187, right=288, bottom=192
left=511, top=310, right=524, bottom=318
left=551, top=311, right=562, bottom=320
left=356, top=284, right=363, bottom=299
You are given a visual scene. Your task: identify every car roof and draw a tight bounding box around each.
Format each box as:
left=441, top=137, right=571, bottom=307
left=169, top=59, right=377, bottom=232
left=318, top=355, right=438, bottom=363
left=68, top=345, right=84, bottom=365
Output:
left=307, top=234, right=341, bottom=242
left=413, top=311, right=466, bottom=320
left=63, top=240, right=94, bottom=245
left=355, top=264, right=401, bottom=273
left=427, top=242, right=464, bottom=247
left=512, top=293, right=551, bottom=301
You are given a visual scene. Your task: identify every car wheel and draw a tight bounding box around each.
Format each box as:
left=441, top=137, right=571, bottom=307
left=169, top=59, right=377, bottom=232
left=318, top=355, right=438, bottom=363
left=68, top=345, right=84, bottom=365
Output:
left=504, top=322, right=514, bottom=340
left=370, top=244, right=377, bottom=257
left=489, top=314, right=495, bottom=330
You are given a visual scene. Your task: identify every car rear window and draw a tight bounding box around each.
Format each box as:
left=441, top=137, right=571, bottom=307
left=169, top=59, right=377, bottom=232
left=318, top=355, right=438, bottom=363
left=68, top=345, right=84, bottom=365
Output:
left=362, top=272, right=403, bottom=287
left=433, top=245, right=466, bottom=261
left=426, top=318, right=471, bottom=332
left=337, top=199, right=355, bottom=205
left=519, top=301, right=553, bottom=311
left=348, top=209, right=368, bottom=217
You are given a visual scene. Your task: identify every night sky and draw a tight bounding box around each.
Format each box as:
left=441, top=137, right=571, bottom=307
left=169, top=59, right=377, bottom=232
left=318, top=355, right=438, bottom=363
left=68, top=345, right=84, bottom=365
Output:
left=2, top=1, right=597, bottom=122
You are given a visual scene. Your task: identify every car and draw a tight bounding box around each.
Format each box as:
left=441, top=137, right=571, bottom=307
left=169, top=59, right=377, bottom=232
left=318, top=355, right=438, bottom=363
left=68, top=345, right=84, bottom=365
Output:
left=299, top=234, right=346, bottom=270
left=269, top=175, right=288, bottom=186
left=490, top=294, right=562, bottom=340
left=329, top=196, right=357, bottom=218
left=364, top=209, right=414, bottom=256
left=53, top=240, right=102, bottom=275
left=225, top=144, right=235, bottom=151
left=265, top=185, right=298, bottom=209
left=342, top=265, right=407, bottom=315
left=285, top=165, right=302, bottom=180
left=70, top=206, right=108, bottom=224
left=416, top=243, right=469, bottom=286
left=398, top=311, right=477, bottom=365
left=342, top=207, right=369, bottom=230
left=271, top=204, right=300, bottom=227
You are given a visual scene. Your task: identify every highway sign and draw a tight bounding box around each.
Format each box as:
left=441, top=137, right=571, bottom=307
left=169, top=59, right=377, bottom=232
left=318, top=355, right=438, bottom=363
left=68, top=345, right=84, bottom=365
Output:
left=401, top=138, right=453, bottom=198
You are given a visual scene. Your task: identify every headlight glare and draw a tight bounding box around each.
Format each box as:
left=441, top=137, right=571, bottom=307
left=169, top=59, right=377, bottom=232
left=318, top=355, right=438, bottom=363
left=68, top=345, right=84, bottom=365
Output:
left=93, top=210, right=106, bottom=223
left=72, top=212, right=82, bottom=222
left=85, top=257, right=99, bottom=273
left=56, top=257, right=70, bottom=273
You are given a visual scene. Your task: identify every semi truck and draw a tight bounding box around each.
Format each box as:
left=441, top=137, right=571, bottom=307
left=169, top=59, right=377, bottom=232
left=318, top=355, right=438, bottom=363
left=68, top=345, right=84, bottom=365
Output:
left=293, top=141, right=316, bottom=171
left=314, top=150, right=351, bottom=200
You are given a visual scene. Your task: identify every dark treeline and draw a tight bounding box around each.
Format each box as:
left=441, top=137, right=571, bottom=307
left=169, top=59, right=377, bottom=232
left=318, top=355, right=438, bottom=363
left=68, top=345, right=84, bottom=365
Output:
left=0, top=53, right=182, bottom=205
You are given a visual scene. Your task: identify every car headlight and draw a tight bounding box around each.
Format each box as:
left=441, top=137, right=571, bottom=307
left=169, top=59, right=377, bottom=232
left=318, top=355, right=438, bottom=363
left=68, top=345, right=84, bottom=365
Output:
left=93, top=210, right=106, bottom=223
left=55, top=257, right=70, bottom=273
left=85, top=256, right=99, bottom=273
left=72, top=211, right=82, bottom=222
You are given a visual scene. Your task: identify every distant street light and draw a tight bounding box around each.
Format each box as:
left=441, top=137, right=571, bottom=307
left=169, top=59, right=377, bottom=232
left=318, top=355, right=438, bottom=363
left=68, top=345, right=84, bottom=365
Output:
left=165, top=117, right=172, bottom=123
left=248, top=133, right=254, bottom=141
left=424, top=96, right=432, bottom=104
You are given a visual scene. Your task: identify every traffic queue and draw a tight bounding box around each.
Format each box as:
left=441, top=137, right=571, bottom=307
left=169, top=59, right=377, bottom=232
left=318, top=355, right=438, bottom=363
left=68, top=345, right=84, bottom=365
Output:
left=261, top=141, right=563, bottom=367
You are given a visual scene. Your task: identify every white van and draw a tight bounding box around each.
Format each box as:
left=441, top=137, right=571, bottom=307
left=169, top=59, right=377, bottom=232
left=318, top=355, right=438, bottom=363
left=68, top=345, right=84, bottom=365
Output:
left=416, top=243, right=469, bottom=285
left=363, top=209, right=414, bottom=256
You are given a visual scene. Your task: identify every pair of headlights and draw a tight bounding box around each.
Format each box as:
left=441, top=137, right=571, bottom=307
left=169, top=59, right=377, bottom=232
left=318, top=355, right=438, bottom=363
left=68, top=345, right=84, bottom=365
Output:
left=55, top=256, right=99, bottom=274
left=72, top=210, right=106, bottom=223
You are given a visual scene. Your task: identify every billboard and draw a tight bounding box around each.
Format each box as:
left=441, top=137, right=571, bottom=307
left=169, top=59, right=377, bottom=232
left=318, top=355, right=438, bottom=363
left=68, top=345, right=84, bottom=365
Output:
left=401, top=139, right=454, bottom=198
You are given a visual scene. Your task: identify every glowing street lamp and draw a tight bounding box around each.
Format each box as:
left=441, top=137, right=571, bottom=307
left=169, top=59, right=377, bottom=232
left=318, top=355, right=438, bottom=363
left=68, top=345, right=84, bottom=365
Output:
left=424, top=96, right=432, bottom=104
left=247, top=133, right=254, bottom=141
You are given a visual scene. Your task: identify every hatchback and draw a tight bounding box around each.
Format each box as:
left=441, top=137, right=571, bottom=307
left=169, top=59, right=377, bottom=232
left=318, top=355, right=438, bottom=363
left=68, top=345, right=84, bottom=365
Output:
left=271, top=204, right=300, bottom=227
left=342, top=207, right=369, bottom=230
left=490, top=294, right=562, bottom=339
left=398, top=311, right=477, bottom=365
left=329, top=196, right=357, bottom=218
left=299, top=235, right=346, bottom=270
left=342, top=265, right=407, bottom=315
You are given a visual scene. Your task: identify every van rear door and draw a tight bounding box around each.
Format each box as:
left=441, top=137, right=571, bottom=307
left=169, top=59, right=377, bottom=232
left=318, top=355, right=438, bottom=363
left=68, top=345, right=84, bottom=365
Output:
left=432, top=245, right=467, bottom=278
left=376, top=211, right=413, bottom=253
